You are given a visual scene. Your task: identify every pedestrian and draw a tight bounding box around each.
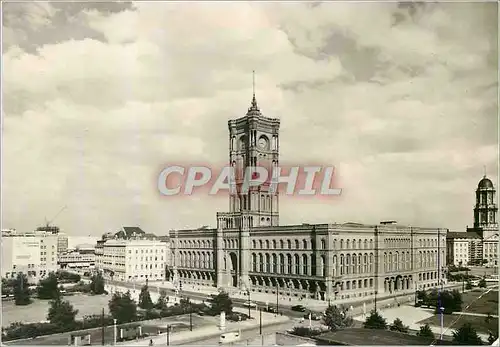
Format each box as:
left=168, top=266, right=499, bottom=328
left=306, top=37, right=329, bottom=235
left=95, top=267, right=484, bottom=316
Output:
left=149, top=339, right=154, bottom=346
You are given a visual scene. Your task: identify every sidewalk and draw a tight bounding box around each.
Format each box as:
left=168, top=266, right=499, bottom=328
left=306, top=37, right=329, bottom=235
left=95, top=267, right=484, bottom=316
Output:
left=116, top=307, right=289, bottom=346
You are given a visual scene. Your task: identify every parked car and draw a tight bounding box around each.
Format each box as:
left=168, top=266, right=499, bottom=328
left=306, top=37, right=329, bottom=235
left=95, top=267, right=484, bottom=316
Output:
left=291, top=305, right=306, bottom=312
left=303, top=312, right=322, bottom=320
left=243, top=301, right=257, bottom=308
left=265, top=306, right=278, bottom=313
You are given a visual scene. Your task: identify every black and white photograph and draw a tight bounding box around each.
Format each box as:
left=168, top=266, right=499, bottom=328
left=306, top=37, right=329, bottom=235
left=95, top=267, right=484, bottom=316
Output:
left=1, top=1, right=498, bottom=346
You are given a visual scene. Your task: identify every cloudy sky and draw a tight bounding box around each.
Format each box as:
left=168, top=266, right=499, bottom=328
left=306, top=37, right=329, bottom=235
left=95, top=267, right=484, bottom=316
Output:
left=2, top=1, right=498, bottom=236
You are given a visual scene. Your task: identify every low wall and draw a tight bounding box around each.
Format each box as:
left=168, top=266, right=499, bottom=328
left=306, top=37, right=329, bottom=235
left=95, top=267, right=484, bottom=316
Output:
left=276, top=332, right=317, bottom=346
left=232, top=332, right=317, bottom=346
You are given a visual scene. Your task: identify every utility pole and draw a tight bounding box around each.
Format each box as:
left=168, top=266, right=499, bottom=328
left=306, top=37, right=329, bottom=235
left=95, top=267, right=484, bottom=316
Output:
left=166, top=325, right=170, bottom=346
left=101, top=307, right=105, bottom=345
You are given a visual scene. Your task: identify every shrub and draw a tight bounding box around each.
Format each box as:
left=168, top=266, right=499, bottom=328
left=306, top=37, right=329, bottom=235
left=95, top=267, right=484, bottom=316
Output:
left=363, top=310, right=387, bottom=330
left=417, top=324, right=435, bottom=339
left=290, top=327, right=322, bottom=337
left=389, top=318, right=409, bottom=333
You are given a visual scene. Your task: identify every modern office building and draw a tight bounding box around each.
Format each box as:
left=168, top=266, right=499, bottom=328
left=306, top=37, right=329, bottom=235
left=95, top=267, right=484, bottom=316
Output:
left=1, top=229, right=58, bottom=283
left=167, top=93, right=447, bottom=302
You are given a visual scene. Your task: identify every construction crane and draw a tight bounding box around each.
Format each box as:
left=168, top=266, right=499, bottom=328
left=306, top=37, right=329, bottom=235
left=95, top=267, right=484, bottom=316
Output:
left=38, top=205, right=67, bottom=233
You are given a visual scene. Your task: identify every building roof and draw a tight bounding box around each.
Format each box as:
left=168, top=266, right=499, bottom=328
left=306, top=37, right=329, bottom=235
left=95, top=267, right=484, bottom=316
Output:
left=115, top=227, right=146, bottom=239
left=447, top=231, right=481, bottom=239
left=316, top=328, right=454, bottom=346
left=478, top=176, right=494, bottom=189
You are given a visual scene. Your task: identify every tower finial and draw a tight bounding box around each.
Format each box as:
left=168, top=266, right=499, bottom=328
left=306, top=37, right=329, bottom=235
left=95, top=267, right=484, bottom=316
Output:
left=484, top=165, right=487, bottom=178
left=252, top=70, right=255, bottom=97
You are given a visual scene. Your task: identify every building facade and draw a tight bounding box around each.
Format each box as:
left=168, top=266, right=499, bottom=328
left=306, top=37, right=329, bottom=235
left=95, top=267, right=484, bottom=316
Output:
left=95, top=227, right=170, bottom=282
left=447, top=175, right=499, bottom=267
left=445, top=232, right=481, bottom=266
left=1, top=229, right=58, bottom=283
left=58, top=244, right=96, bottom=272
left=167, top=93, right=447, bottom=302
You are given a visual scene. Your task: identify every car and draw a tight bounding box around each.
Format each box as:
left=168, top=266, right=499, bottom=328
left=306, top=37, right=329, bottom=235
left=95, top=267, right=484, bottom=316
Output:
left=266, top=306, right=278, bottom=313
left=243, top=301, right=257, bottom=308
left=291, top=305, right=306, bottom=312
left=303, top=312, right=321, bottom=320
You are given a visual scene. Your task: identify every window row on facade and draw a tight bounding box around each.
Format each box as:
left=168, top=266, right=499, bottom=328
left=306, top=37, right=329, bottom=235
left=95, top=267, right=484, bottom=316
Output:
left=176, top=236, right=445, bottom=251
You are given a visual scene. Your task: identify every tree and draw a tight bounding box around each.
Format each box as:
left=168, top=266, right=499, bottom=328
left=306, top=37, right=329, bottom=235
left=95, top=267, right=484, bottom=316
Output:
left=89, top=273, right=105, bottom=295
left=138, top=285, right=154, bottom=310
left=389, top=318, right=409, bottom=333
left=465, top=280, right=472, bottom=290
left=155, top=290, right=168, bottom=310
left=452, top=323, right=483, bottom=345
left=108, top=291, right=137, bottom=323
left=363, top=310, right=387, bottom=330
left=438, top=289, right=463, bottom=314
left=488, top=332, right=498, bottom=345
left=417, top=324, right=435, bottom=339
left=47, top=297, right=78, bottom=328
left=478, top=278, right=487, bottom=288
left=416, top=290, right=428, bottom=304
left=322, top=305, right=353, bottom=331
left=13, top=273, right=31, bottom=306
left=210, top=291, right=233, bottom=315
left=37, top=272, right=60, bottom=300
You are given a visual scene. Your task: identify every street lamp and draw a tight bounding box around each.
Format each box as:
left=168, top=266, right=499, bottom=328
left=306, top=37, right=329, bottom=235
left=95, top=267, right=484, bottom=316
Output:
left=166, top=325, right=171, bottom=346
left=259, top=307, right=262, bottom=335
left=275, top=285, right=279, bottom=315
left=247, top=289, right=251, bottom=318
left=113, top=319, right=117, bottom=345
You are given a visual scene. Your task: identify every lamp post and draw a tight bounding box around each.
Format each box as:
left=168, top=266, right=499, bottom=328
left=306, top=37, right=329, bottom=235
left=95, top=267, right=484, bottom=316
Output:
left=439, top=306, right=444, bottom=340
left=247, top=289, right=251, bottom=318
left=276, top=285, right=279, bottom=315
left=259, top=307, right=262, bottom=335
left=166, top=325, right=171, bottom=346
left=113, top=319, right=117, bottom=345
left=189, top=305, right=193, bottom=331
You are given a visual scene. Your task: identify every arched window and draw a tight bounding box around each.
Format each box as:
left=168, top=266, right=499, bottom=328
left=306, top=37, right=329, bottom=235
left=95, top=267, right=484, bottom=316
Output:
left=303, top=240, right=307, bottom=249
left=321, top=239, right=326, bottom=249
left=294, top=254, right=300, bottom=274
left=271, top=254, right=277, bottom=272
left=302, top=254, right=308, bottom=275
left=321, top=255, right=326, bottom=276
left=252, top=253, right=257, bottom=272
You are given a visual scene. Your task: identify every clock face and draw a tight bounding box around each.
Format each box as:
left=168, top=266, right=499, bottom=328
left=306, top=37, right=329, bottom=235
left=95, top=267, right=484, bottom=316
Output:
left=258, top=137, right=268, bottom=149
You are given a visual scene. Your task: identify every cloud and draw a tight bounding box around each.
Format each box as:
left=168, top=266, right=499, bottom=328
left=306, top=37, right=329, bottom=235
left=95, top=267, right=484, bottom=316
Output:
left=2, top=2, right=498, bottom=236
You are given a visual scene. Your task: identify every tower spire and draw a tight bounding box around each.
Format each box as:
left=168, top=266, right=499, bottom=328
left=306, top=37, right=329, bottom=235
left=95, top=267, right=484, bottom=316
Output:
left=484, top=165, right=487, bottom=178
left=248, top=70, right=259, bottom=114
left=252, top=70, right=255, bottom=97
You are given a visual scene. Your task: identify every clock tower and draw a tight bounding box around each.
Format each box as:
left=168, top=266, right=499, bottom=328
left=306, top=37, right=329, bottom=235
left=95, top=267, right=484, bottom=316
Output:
left=228, top=93, right=280, bottom=227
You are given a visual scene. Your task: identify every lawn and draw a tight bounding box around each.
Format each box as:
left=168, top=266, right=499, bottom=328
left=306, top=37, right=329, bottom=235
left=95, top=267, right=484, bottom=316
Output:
left=2, top=293, right=112, bottom=327
left=418, top=314, right=498, bottom=336
left=5, top=314, right=213, bottom=345
left=461, top=289, right=498, bottom=315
